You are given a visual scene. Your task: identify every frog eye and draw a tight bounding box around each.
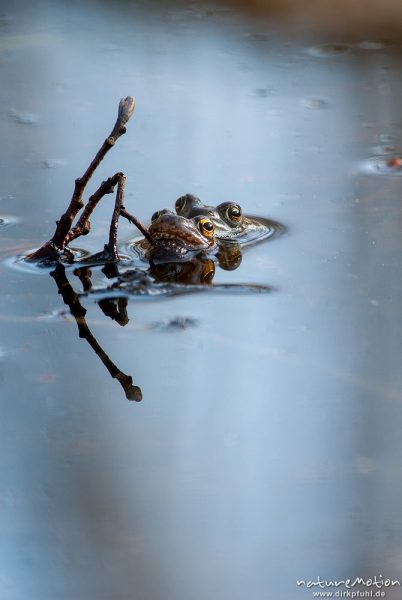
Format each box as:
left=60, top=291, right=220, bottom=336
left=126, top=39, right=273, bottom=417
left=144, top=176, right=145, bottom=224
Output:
left=175, top=197, right=187, bottom=214
left=175, top=194, right=202, bottom=216
left=197, top=218, right=215, bottom=238
left=151, top=210, right=163, bottom=223
left=226, top=204, right=242, bottom=223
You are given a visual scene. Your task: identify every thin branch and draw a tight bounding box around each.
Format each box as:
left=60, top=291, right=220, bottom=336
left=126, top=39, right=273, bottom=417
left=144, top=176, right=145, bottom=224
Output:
left=64, top=173, right=122, bottom=246
left=54, top=97, right=135, bottom=249
left=27, top=97, right=135, bottom=261
left=120, top=207, right=154, bottom=244
left=104, top=173, right=126, bottom=261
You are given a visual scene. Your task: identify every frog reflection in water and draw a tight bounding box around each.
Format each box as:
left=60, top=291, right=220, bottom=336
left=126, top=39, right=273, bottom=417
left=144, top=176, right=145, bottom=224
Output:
left=175, top=193, right=271, bottom=242
left=138, top=209, right=216, bottom=262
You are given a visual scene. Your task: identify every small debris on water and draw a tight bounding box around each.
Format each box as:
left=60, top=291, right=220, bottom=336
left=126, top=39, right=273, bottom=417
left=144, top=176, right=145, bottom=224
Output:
left=151, top=316, right=199, bottom=331
left=252, top=88, right=272, bottom=98
left=364, top=155, right=402, bottom=175
left=37, top=309, right=71, bottom=321
left=307, top=43, right=352, bottom=57
left=386, top=156, right=402, bottom=169
left=244, top=32, right=270, bottom=43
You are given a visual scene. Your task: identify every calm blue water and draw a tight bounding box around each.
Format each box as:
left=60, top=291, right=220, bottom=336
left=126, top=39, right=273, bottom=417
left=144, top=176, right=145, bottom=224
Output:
left=1, top=1, right=402, bottom=599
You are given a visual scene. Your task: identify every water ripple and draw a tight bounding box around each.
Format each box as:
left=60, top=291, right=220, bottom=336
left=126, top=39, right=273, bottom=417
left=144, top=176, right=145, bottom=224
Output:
left=363, top=155, right=402, bottom=175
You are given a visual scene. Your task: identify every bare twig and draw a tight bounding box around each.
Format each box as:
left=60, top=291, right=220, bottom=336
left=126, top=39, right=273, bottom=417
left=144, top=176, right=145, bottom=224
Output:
left=54, top=97, right=135, bottom=248
left=28, top=97, right=135, bottom=261
left=105, top=173, right=126, bottom=261
left=120, top=207, right=154, bottom=243
left=64, top=173, right=123, bottom=246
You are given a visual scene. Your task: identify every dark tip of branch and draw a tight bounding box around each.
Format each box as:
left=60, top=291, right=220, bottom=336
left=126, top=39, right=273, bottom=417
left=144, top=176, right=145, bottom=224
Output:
left=118, top=96, right=135, bottom=126
left=117, top=373, right=142, bottom=401
left=126, top=385, right=143, bottom=402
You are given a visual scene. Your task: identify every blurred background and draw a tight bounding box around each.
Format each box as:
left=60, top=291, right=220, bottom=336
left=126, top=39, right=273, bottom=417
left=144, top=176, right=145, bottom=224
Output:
left=1, top=1, right=402, bottom=599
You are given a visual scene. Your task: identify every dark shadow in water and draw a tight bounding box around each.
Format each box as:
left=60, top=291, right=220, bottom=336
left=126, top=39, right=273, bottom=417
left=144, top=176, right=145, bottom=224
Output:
left=77, top=242, right=273, bottom=300
left=50, top=248, right=272, bottom=401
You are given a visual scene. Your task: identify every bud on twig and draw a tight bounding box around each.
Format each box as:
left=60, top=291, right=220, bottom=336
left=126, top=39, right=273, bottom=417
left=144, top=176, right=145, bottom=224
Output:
left=118, top=96, right=135, bottom=126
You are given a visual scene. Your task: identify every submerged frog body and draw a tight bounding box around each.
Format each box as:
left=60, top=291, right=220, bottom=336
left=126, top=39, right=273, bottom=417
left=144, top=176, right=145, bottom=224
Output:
left=144, top=209, right=216, bottom=262
left=175, top=193, right=274, bottom=243
left=150, top=257, right=215, bottom=286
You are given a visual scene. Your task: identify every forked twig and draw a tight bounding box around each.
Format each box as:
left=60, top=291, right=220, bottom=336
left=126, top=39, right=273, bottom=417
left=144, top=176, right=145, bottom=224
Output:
left=64, top=173, right=123, bottom=246
left=28, top=97, right=135, bottom=261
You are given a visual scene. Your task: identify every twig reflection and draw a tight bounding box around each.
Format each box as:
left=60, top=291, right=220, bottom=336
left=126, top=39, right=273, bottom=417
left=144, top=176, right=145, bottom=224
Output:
left=51, top=264, right=142, bottom=401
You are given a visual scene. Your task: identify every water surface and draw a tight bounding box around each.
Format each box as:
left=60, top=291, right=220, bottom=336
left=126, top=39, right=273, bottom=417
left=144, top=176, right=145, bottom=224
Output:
left=1, top=1, right=402, bottom=599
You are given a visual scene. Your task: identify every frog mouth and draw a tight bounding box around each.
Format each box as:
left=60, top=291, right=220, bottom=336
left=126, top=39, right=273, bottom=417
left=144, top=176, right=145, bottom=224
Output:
left=152, top=234, right=191, bottom=246
left=152, top=232, right=210, bottom=249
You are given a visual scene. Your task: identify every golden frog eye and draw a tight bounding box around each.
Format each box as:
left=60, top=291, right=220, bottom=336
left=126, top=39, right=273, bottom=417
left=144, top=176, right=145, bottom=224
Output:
left=151, top=210, right=163, bottom=223
left=198, top=218, right=215, bottom=238
left=226, top=204, right=242, bottom=222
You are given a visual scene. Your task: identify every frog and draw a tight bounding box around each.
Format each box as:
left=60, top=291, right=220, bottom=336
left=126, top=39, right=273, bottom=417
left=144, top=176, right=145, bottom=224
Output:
left=174, top=193, right=275, bottom=243
left=136, top=209, right=216, bottom=262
